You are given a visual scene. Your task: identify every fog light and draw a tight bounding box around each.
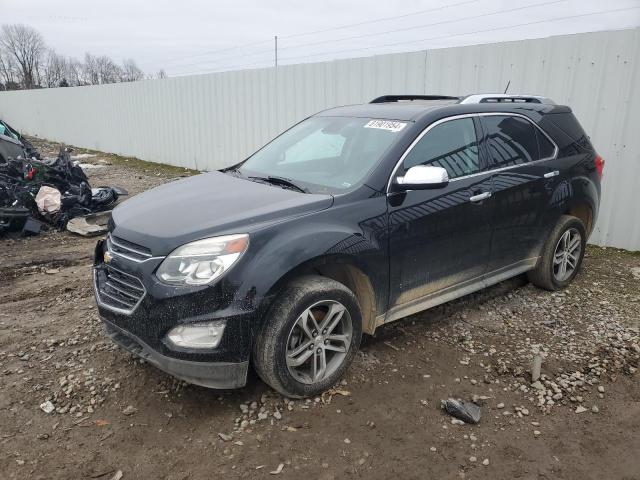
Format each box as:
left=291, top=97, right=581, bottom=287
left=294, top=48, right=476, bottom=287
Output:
left=166, top=320, right=226, bottom=349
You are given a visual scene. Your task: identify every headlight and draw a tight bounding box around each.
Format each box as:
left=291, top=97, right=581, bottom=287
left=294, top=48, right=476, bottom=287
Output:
left=156, top=234, right=249, bottom=285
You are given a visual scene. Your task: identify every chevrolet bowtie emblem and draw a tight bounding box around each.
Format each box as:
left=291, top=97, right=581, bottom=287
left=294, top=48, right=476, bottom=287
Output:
left=104, top=251, right=113, bottom=263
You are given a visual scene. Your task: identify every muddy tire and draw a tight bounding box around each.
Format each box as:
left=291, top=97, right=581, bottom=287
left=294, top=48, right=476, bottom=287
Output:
left=528, top=215, right=587, bottom=291
left=253, top=275, right=362, bottom=398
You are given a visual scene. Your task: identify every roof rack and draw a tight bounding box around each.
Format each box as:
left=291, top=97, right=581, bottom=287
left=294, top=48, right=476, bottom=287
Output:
left=459, top=94, right=556, bottom=105
left=370, top=94, right=460, bottom=104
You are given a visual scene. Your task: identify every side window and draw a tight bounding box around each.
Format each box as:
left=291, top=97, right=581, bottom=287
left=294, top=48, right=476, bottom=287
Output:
left=282, top=129, right=346, bottom=164
left=482, top=115, right=540, bottom=168
left=403, top=118, right=480, bottom=179
left=536, top=129, right=556, bottom=159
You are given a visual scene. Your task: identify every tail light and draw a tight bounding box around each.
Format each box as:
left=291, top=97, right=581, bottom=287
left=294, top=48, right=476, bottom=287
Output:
left=595, top=155, right=605, bottom=179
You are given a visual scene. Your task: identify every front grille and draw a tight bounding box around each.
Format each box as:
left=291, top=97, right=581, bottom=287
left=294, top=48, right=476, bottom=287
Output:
left=95, top=265, right=145, bottom=314
left=107, top=234, right=152, bottom=262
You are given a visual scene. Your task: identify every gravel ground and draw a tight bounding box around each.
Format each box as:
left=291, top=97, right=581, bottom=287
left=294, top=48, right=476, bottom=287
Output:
left=1, top=138, right=639, bottom=480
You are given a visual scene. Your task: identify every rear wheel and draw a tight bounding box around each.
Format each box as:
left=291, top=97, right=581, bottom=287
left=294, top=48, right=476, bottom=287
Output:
left=253, top=275, right=362, bottom=398
left=528, top=215, right=586, bottom=291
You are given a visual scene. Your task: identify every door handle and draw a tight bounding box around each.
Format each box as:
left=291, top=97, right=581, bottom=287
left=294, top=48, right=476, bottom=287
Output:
left=544, top=170, right=560, bottom=179
left=469, top=191, right=491, bottom=202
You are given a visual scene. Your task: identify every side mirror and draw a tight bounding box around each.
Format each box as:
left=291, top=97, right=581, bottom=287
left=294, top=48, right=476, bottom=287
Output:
left=394, top=165, right=449, bottom=191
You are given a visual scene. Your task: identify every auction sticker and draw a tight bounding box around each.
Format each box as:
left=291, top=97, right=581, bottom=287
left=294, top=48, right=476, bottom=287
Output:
left=364, top=119, right=407, bottom=132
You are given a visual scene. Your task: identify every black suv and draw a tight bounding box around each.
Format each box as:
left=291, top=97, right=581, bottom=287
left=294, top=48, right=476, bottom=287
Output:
left=93, top=94, right=603, bottom=397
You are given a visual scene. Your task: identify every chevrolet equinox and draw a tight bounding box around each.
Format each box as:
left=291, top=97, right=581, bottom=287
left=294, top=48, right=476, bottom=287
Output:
left=93, top=94, right=603, bottom=397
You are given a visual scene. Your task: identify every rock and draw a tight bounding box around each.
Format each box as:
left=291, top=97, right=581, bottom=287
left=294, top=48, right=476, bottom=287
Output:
left=575, top=406, right=588, bottom=414
left=122, top=405, right=137, bottom=416
left=482, top=458, right=490, bottom=466
left=591, top=405, right=600, bottom=413
left=110, top=471, right=123, bottom=480
left=469, top=456, right=477, bottom=462
left=598, top=386, right=605, bottom=393
left=218, top=432, right=233, bottom=442
left=430, top=447, right=437, bottom=452
left=40, top=400, right=55, bottom=414
left=496, top=403, right=505, bottom=409
left=631, top=266, right=640, bottom=280
left=533, top=430, right=541, bottom=436
left=531, top=381, right=545, bottom=391
left=273, top=411, right=282, bottom=420
left=344, top=438, right=351, bottom=444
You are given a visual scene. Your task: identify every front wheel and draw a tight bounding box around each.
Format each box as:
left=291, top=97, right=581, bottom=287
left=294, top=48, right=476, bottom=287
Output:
left=253, top=275, right=362, bottom=398
left=528, top=215, right=587, bottom=291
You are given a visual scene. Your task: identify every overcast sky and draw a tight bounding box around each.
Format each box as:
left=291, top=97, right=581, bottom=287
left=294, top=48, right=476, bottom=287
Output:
left=3, top=0, right=639, bottom=76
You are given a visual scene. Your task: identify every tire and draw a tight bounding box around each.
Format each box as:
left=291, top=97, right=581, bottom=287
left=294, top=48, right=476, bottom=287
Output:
left=528, top=215, right=587, bottom=291
left=253, top=275, right=362, bottom=398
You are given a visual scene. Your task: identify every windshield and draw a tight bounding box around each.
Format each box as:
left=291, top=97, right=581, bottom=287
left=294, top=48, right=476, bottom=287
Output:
left=237, top=116, right=407, bottom=193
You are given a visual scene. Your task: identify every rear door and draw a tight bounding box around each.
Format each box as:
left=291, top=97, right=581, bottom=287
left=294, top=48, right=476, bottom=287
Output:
left=479, top=114, right=559, bottom=274
left=387, top=115, right=493, bottom=314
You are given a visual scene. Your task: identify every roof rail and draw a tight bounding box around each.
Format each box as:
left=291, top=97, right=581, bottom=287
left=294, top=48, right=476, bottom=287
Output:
left=370, top=94, right=460, bottom=103
left=459, top=94, right=556, bottom=105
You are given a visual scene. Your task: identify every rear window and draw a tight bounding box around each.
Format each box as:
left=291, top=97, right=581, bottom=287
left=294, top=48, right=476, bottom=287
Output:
left=545, top=112, right=593, bottom=152
left=482, top=115, right=541, bottom=168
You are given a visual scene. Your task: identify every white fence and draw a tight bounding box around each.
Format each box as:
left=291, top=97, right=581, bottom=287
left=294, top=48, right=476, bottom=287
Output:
left=1, top=29, right=639, bottom=250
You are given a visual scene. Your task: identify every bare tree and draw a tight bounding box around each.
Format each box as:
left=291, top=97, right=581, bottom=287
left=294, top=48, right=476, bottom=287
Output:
left=95, top=55, right=121, bottom=84
left=121, top=58, right=144, bottom=82
left=42, top=49, right=67, bottom=87
left=82, top=52, right=99, bottom=85
left=0, top=24, right=45, bottom=89
left=0, top=48, right=19, bottom=89
left=65, top=58, right=83, bottom=86
left=156, top=69, right=167, bottom=79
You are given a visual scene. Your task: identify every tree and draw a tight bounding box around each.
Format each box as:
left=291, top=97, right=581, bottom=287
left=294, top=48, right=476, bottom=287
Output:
left=95, top=55, right=121, bottom=84
left=0, top=24, right=45, bottom=89
left=0, top=49, right=19, bottom=89
left=42, top=49, right=67, bottom=88
left=156, top=69, right=167, bottom=79
left=121, top=58, right=144, bottom=82
left=82, top=53, right=99, bottom=85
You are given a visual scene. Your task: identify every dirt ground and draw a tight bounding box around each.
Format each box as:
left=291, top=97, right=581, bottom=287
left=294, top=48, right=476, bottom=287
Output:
left=1, top=139, right=639, bottom=480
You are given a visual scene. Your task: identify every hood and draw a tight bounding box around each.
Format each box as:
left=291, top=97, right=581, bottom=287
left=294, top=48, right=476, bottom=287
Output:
left=111, top=171, right=333, bottom=254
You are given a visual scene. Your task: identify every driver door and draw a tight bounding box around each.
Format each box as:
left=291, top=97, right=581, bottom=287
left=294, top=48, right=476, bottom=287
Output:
left=386, top=116, right=493, bottom=319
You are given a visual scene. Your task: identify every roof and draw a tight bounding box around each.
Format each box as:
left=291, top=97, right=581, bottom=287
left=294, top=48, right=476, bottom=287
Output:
left=316, top=100, right=459, bottom=121
left=316, top=94, right=569, bottom=121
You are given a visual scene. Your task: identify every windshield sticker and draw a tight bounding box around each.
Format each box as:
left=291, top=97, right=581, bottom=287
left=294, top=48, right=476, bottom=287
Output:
left=364, top=120, right=407, bottom=132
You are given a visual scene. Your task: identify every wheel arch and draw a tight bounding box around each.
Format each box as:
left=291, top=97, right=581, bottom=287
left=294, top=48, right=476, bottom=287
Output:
left=257, top=254, right=380, bottom=335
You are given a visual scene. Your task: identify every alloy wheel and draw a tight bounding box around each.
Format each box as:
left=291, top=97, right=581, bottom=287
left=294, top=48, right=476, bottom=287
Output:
left=553, top=227, right=582, bottom=282
left=285, top=300, right=352, bottom=384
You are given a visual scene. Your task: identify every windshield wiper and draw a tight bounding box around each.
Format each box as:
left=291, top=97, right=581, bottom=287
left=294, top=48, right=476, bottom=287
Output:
left=248, top=175, right=308, bottom=193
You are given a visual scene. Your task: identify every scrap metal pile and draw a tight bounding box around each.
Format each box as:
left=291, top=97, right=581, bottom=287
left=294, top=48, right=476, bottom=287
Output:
left=0, top=119, right=126, bottom=236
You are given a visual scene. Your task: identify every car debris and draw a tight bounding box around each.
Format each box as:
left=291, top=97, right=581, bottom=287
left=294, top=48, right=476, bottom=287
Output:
left=66, top=211, right=111, bottom=236
left=441, top=398, right=482, bottom=424
left=39, top=400, right=55, bottom=414
left=531, top=354, right=543, bottom=382
left=0, top=127, right=127, bottom=236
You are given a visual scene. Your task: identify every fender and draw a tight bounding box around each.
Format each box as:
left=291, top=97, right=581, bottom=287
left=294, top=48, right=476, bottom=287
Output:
left=226, top=193, right=390, bottom=334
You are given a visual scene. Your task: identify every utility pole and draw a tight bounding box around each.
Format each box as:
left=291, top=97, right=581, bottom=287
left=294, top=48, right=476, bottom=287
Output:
left=274, top=35, right=278, bottom=68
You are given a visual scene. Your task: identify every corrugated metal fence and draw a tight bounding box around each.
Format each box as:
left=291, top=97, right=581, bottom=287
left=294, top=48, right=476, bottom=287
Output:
left=0, top=29, right=638, bottom=250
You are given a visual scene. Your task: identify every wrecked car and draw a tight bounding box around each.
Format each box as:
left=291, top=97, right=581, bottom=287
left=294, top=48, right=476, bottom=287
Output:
left=0, top=125, right=126, bottom=235
left=94, top=94, right=603, bottom=397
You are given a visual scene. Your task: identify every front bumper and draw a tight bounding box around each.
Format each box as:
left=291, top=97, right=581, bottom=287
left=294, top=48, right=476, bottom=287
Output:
left=93, top=237, right=256, bottom=389
left=103, top=317, right=248, bottom=389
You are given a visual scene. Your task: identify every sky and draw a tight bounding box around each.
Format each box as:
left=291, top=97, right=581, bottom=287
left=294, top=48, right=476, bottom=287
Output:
left=2, top=0, right=639, bottom=76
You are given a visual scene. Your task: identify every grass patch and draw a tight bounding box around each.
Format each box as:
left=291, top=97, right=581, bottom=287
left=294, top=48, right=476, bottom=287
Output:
left=26, top=136, right=200, bottom=177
